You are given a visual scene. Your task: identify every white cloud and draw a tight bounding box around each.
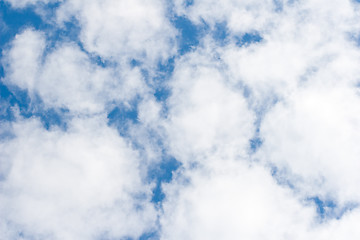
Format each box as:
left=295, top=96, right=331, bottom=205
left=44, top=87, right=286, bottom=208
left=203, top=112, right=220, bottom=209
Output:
left=3, top=29, right=149, bottom=114
left=0, top=116, right=156, bottom=240
left=164, top=49, right=255, bottom=165
left=312, top=209, right=360, bottom=239
left=219, top=0, right=360, bottom=206
left=220, top=0, right=360, bottom=107
left=56, top=0, right=177, bottom=66
left=3, top=0, right=360, bottom=239
left=159, top=0, right=360, bottom=238
left=161, top=160, right=360, bottom=240
left=161, top=161, right=316, bottom=240
left=2, top=29, right=46, bottom=92
left=258, top=84, right=360, bottom=204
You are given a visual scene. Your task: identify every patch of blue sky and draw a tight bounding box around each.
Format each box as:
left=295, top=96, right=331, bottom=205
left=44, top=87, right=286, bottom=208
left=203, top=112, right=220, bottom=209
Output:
left=154, top=57, right=175, bottom=85
left=249, top=136, right=263, bottom=153
left=184, top=0, right=194, bottom=7
left=269, top=165, right=296, bottom=189
left=148, top=156, right=182, bottom=204
left=130, top=59, right=142, bottom=68
left=212, top=22, right=229, bottom=46
left=152, top=57, right=174, bottom=117
left=107, top=100, right=139, bottom=137
left=139, top=231, right=159, bottom=240
left=47, top=17, right=81, bottom=46
left=308, top=196, right=337, bottom=219
left=171, top=16, right=208, bottom=55
left=0, top=2, right=86, bottom=63
left=37, top=107, right=68, bottom=130
left=0, top=3, right=75, bottom=130
left=0, top=81, right=17, bottom=121
left=0, top=2, right=76, bottom=50
left=154, top=86, right=171, bottom=103
left=235, top=32, right=263, bottom=47
left=76, top=40, right=121, bottom=69
left=0, top=1, right=43, bottom=46
left=346, top=32, right=360, bottom=47
left=273, top=0, right=284, bottom=12
left=0, top=81, right=68, bottom=130
left=307, top=197, right=358, bottom=221
left=0, top=83, right=31, bottom=121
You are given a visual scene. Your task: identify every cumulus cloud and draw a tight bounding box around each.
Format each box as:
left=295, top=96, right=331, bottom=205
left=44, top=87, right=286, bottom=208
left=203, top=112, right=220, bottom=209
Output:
left=220, top=0, right=360, bottom=106
left=3, top=29, right=148, bottom=114
left=0, top=116, right=156, bottom=240
left=161, top=162, right=360, bottom=240
left=161, top=161, right=317, bottom=240
left=158, top=0, right=360, bottom=238
left=56, top=0, right=177, bottom=65
left=164, top=49, right=255, bottom=165
left=259, top=84, right=360, bottom=204
left=2, top=0, right=360, bottom=239
left=2, top=29, right=46, bottom=92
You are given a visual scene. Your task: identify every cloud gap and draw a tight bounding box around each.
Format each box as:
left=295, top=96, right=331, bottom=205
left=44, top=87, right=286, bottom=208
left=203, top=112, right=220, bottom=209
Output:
left=148, top=156, right=182, bottom=204
left=235, top=32, right=263, bottom=47
left=171, top=16, right=207, bottom=55
left=0, top=82, right=69, bottom=129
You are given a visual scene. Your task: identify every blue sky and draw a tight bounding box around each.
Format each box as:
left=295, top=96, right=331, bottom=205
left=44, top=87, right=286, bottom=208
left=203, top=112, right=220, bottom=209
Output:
left=1, top=0, right=360, bottom=239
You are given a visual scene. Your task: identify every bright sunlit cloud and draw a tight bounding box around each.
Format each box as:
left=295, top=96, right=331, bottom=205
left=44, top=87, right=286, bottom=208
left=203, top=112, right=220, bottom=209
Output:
left=1, top=0, right=360, bottom=239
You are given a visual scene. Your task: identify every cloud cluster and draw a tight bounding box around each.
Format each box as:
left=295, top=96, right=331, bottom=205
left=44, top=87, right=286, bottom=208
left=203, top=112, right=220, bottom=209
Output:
left=1, top=0, right=360, bottom=239
left=3, top=29, right=147, bottom=114
left=164, top=49, right=255, bottom=165
left=1, top=1, right=171, bottom=238
left=56, top=0, right=177, bottom=65
left=158, top=0, right=360, bottom=239
left=0, top=116, right=156, bottom=240
left=161, top=161, right=316, bottom=240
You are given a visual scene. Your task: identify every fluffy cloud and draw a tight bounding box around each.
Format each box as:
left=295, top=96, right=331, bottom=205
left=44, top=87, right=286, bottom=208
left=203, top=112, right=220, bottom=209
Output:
left=2, top=0, right=360, bottom=239
left=221, top=0, right=360, bottom=106
left=2, top=29, right=46, bottom=92
left=161, top=161, right=360, bottom=240
left=56, top=0, right=177, bottom=65
left=164, top=49, right=255, bottom=165
left=161, top=161, right=317, bottom=240
left=159, top=0, right=360, bottom=238
left=223, top=0, right=360, bottom=206
left=3, top=29, right=148, bottom=114
left=259, top=84, right=360, bottom=204
left=0, top=116, right=156, bottom=240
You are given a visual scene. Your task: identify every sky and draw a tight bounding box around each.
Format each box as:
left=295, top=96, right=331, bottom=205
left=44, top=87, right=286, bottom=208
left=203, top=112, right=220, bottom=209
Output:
left=1, top=0, right=360, bottom=239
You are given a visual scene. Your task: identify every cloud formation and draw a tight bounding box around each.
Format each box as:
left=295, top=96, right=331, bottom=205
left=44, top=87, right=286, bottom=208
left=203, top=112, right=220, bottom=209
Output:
left=0, top=116, right=156, bottom=240
left=1, top=0, right=360, bottom=239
